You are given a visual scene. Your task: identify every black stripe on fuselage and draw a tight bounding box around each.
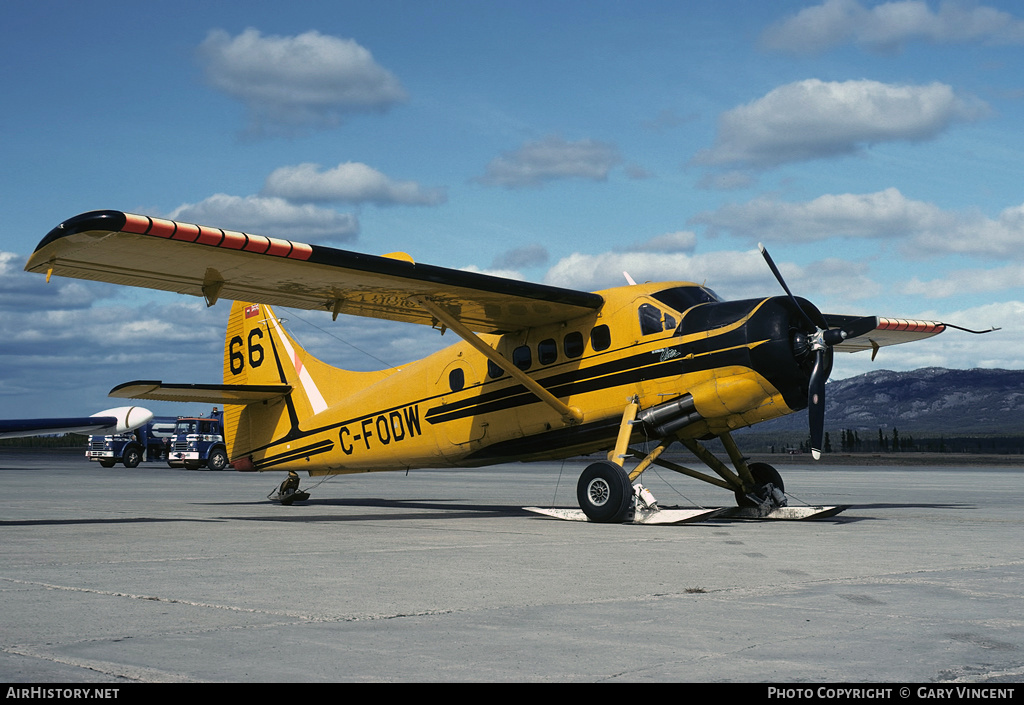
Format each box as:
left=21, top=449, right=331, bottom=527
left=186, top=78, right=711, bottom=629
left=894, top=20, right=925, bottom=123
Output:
left=423, top=339, right=753, bottom=425
left=252, top=439, right=335, bottom=470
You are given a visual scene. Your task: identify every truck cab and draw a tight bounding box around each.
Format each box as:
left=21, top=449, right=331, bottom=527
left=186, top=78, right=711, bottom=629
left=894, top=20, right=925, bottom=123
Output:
left=86, top=415, right=175, bottom=468
left=86, top=431, right=145, bottom=468
left=167, top=409, right=229, bottom=470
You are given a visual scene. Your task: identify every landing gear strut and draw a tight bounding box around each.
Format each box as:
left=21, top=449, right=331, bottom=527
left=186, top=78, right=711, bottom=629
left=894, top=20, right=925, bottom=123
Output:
left=527, top=400, right=846, bottom=524
left=575, top=400, right=791, bottom=521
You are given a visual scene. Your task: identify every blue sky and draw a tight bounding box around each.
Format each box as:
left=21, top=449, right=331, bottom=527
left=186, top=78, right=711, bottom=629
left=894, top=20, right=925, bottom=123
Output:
left=2, top=0, right=1023, bottom=418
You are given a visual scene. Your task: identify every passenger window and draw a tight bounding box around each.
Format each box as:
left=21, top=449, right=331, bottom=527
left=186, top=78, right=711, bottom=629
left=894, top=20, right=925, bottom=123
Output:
left=639, top=303, right=663, bottom=335
left=513, top=345, right=532, bottom=370
left=590, top=325, right=611, bottom=352
left=563, top=331, right=584, bottom=358
left=664, top=313, right=677, bottom=330
left=488, top=360, right=504, bottom=379
left=538, top=338, right=557, bottom=365
left=449, top=367, right=465, bottom=392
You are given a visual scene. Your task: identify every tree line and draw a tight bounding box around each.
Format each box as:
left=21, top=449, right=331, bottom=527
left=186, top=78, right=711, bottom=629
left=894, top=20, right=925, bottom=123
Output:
left=773, top=429, right=1024, bottom=455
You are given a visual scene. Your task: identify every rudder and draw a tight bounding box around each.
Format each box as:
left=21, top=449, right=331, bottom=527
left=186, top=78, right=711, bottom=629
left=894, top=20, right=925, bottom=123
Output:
left=222, top=301, right=330, bottom=467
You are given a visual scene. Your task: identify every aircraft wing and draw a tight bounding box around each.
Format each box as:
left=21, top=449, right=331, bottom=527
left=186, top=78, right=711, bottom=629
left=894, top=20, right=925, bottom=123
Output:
left=0, top=406, right=153, bottom=440
left=824, top=314, right=946, bottom=354
left=25, top=210, right=604, bottom=333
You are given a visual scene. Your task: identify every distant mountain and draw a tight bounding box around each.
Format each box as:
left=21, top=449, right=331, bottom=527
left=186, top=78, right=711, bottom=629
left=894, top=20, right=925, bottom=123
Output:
left=748, top=368, right=1024, bottom=436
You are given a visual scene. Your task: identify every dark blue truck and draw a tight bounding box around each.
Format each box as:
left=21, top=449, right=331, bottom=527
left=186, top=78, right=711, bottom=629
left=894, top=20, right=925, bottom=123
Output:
left=166, top=408, right=229, bottom=470
left=86, top=416, right=176, bottom=468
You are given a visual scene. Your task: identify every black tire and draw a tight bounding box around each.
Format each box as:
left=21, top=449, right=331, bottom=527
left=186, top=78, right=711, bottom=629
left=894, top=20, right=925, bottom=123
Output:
left=206, top=448, right=228, bottom=471
left=122, top=445, right=142, bottom=469
left=576, top=461, right=633, bottom=523
left=735, top=462, right=785, bottom=507
left=99, top=460, right=116, bottom=468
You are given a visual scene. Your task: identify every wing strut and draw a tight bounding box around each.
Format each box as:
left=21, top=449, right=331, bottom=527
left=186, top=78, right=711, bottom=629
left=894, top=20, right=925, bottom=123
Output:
left=410, top=296, right=583, bottom=425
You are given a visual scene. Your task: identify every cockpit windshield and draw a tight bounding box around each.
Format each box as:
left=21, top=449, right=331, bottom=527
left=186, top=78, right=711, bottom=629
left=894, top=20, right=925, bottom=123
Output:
left=651, top=286, right=721, bottom=313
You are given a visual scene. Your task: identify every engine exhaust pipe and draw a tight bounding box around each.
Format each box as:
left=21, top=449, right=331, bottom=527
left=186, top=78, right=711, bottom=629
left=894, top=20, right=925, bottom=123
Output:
left=637, top=394, right=702, bottom=437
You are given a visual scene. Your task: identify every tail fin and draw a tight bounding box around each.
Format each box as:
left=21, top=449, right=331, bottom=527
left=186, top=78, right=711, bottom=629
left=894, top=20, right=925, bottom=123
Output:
left=222, top=301, right=334, bottom=464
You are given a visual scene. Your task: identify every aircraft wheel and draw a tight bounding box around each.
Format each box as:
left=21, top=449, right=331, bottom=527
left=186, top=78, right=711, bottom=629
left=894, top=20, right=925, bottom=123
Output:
left=577, top=461, right=633, bottom=523
left=122, top=446, right=142, bottom=468
left=735, top=462, right=785, bottom=507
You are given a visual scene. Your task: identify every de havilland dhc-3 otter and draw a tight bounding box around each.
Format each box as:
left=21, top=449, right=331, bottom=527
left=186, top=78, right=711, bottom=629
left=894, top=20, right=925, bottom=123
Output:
left=24, top=210, right=996, bottom=523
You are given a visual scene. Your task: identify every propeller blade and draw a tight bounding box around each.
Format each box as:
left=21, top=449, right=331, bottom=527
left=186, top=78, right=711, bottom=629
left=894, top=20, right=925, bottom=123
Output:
left=808, top=349, right=828, bottom=460
left=758, top=244, right=828, bottom=330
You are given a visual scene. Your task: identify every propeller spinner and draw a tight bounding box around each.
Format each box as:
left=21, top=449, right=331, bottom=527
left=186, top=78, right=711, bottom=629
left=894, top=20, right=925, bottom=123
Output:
left=758, top=244, right=878, bottom=460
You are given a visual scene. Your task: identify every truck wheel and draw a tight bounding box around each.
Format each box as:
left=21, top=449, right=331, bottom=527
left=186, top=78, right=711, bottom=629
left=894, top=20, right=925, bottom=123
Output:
left=206, top=449, right=228, bottom=471
left=122, top=446, right=142, bottom=468
left=99, top=460, right=116, bottom=468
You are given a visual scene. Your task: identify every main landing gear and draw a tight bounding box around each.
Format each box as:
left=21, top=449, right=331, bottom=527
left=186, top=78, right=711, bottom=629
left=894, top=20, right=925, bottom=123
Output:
left=527, top=398, right=846, bottom=525
left=576, top=460, right=634, bottom=523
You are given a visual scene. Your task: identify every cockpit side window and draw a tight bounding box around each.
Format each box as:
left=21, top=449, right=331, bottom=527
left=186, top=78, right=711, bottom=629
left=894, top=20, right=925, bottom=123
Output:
left=651, top=286, right=721, bottom=313
left=638, top=303, right=664, bottom=335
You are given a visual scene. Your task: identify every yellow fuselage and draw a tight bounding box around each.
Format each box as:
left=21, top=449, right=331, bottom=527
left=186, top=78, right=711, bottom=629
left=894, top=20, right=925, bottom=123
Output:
left=224, top=284, right=806, bottom=475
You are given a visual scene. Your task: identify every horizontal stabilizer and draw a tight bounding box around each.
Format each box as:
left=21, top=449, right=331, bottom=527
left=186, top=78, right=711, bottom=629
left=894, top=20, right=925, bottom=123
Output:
left=110, top=380, right=291, bottom=405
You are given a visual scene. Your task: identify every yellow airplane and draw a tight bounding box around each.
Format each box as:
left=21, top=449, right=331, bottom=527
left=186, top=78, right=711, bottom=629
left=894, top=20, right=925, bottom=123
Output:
left=25, top=210, right=994, bottom=522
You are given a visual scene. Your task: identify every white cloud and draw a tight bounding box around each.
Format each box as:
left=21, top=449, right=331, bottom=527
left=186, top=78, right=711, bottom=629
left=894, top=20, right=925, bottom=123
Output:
left=902, top=264, right=1024, bottom=298
left=458, top=264, right=527, bottom=281
left=491, top=244, right=549, bottom=270
left=198, top=28, right=407, bottom=135
left=167, top=194, right=359, bottom=242
left=692, top=188, right=1024, bottom=259
left=543, top=249, right=769, bottom=294
left=477, top=135, right=622, bottom=188
left=693, top=188, right=944, bottom=242
left=762, top=0, right=1024, bottom=55
left=627, top=231, right=698, bottom=254
left=693, top=79, right=986, bottom=169
left=910, top=202, right=1024, bottom=258
left=541, top=247, right=884, bottom=304
left=0, top=295, right=226, bottom=416
left=262, top=162, right=446, bottom=206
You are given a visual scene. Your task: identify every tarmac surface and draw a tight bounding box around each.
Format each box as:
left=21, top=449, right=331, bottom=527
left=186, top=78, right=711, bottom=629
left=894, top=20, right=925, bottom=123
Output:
left=1, top=450, right=1022, bottom=684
